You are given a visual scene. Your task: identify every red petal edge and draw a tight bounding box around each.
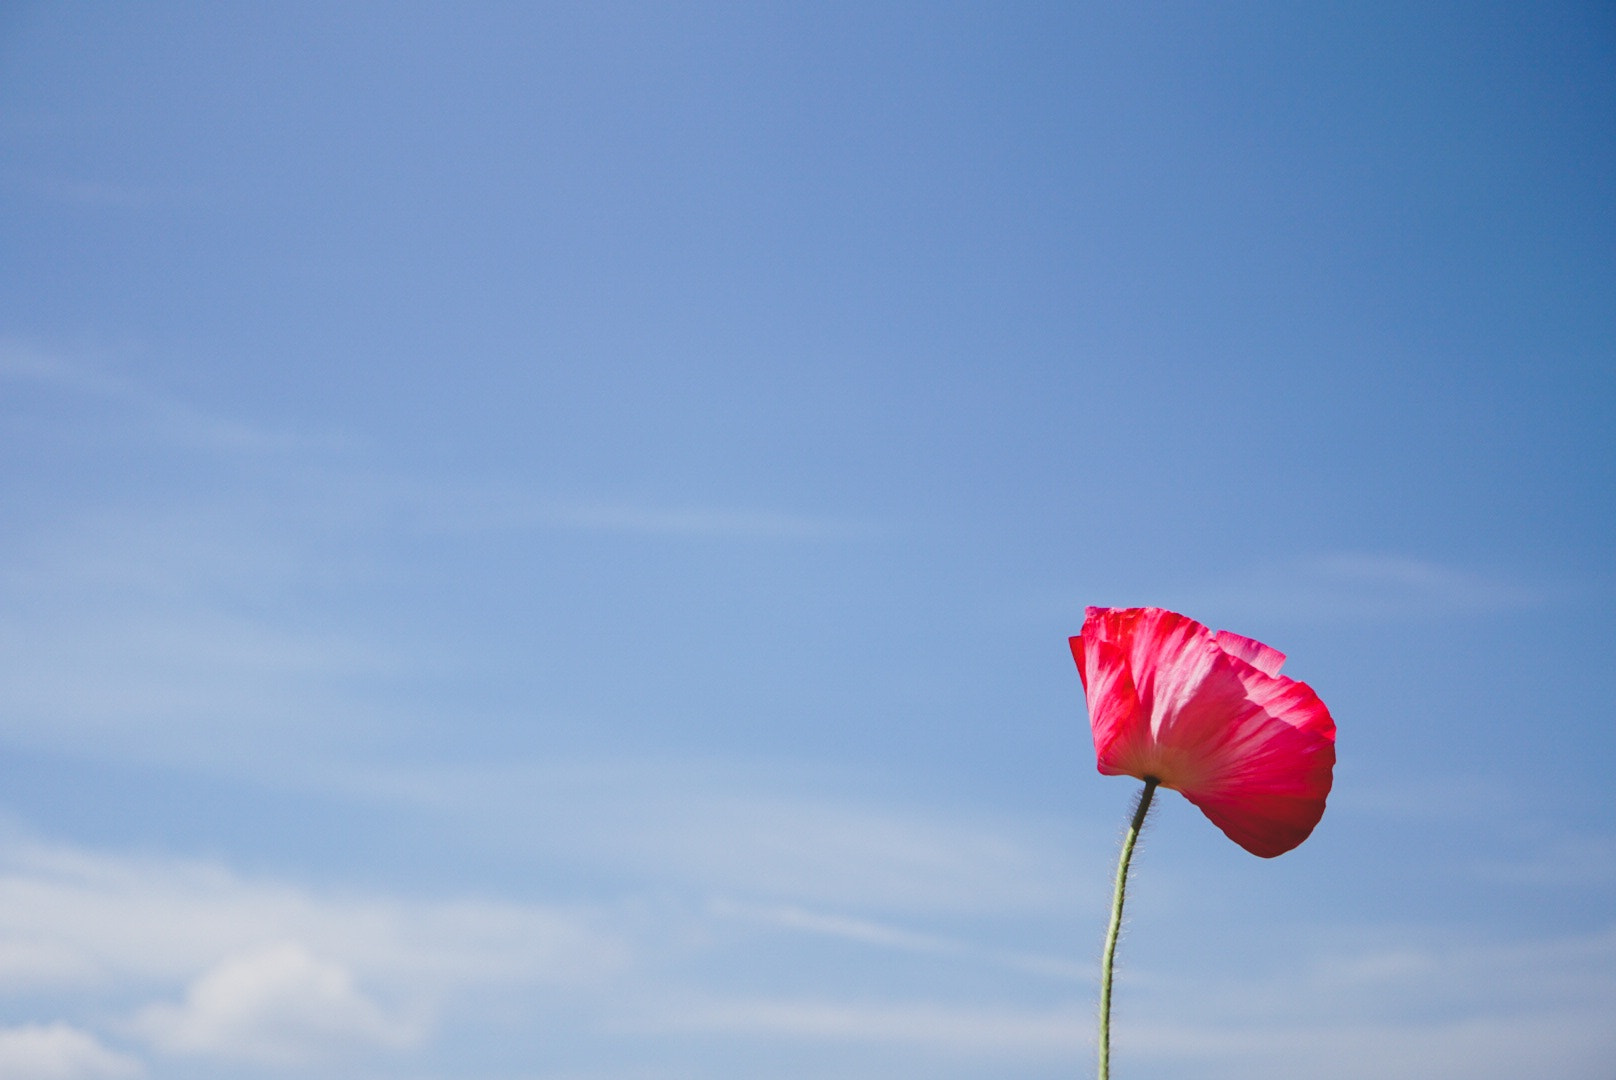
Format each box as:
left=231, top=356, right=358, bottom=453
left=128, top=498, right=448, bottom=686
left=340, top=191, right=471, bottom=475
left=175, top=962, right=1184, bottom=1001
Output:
left=1214, top=629, right=1286, bottom=677
left=1180, top=672, right=1336, bottom=857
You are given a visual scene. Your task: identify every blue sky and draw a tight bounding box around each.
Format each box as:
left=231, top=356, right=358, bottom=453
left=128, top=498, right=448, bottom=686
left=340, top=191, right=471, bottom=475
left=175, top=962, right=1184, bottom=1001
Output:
left=1, top=3, right=1613, bottom=1077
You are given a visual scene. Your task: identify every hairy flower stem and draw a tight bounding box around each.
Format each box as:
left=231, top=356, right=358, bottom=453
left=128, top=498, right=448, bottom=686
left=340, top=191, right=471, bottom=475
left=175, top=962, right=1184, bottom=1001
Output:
left=1098, top=777, right=1158, bottom=1080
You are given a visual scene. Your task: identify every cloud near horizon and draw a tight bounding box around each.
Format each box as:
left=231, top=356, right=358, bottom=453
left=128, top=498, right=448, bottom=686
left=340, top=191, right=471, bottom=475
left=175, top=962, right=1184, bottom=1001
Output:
left=0, top=1024, right=141, bottom=1080
left=129, top=943, right=421, bottom=1065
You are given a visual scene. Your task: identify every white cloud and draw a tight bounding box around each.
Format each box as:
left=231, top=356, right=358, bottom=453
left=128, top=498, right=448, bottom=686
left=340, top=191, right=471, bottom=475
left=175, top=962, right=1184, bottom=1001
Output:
left=0, top=836, right=628, bottom=997
left=346, top=760, right=1101, bottom=917
left=0, top=835, right=632, bottom=1072
left=0, top=938, right=101, bottom=989
left=0, top=1024, right=141, bottom=1080
left=0, top=807, right=1611, bottom=1079
left=130, top=943, right=419, bottom=1065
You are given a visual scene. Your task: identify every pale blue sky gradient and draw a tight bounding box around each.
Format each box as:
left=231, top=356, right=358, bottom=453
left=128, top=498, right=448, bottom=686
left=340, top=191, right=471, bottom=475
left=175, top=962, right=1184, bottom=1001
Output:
left=2, top=3, right=1614, bottom=1078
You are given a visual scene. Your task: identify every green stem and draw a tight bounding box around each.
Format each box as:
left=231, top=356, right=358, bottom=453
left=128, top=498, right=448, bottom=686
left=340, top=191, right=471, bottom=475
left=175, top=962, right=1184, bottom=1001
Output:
left=1098, top=777, right=1157, bottom=1080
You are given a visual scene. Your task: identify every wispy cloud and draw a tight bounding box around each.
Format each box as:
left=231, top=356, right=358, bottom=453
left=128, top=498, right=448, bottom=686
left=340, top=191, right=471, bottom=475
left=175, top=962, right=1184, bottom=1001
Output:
left=0, top=837, right=627, bottom=992
left=0, top=506, right=408, bottom=762
left=537, top=501, right=873, bottom=540
left=0, top=341, right=320, bottom=453
left=646, top=996, right=1086, bottom=1056
left=0, top=821, right=1089, bottom=1076
left=0, top=165, right=171, bottom=209
left=1, top=815, right=1612, bottom=1079
left=343, top=759, right=1101, bottom=917
left=399, top=481, right=878, bottom=541
left=4, top=342, right=874, bottom=543
left=1124, top=1010, right=1616, bottom=1080
left=0, top=1024, right=142, bottom=1080
left=1120, top=925, right=1616, bottom=1079
left=0, top=833, right=631, bottom=1072
left=1171, top=552, right=1551, bottom=622
left=712, top=899, right=1084, bottom=980
left=129, top=944, right=422, bottom=1066
left=0, top=477, right=873, bottom=770
left=1469, top=832, right=1616, bottom=888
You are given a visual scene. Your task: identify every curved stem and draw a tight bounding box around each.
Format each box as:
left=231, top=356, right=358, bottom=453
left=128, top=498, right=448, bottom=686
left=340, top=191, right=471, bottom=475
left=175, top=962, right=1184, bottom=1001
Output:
left=1099, top=778, right=1157, bottom=1080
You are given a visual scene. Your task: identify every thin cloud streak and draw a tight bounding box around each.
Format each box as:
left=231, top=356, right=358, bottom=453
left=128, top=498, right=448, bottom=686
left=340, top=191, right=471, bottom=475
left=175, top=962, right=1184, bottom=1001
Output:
left=404, top=483, right=879, bottom=541
left=1, top=344, right=875, bottom=545
left=642, top=996, right=1086, bottom=1055
left=0, top=164, right=174, bottom=208
left=712, top=899, right=1085, bottom=981
left=0, top=341, right=318, bottom=454
left=339, top=759, right=1102, bottom=917
left=1169, top=552, right=1552, bottom=622
left=539, top=501, right=874, bottom=540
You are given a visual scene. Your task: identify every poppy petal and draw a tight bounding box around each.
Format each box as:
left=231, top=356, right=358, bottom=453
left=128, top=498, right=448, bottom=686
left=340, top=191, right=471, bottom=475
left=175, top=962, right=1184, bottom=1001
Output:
left=1072, top=606, right=1337, bottom=858
left=1069, top=635, right=1088, bottom=692
left=1086, top=607, right=1223, bottom=739
left=1214, top=630, right=1286, bottom=677
left=1079, top=631, right=1153, bottom=779
left=1180, top=696, right=1336, bottom=857
left=1083, top=608, right=1249, bottom=786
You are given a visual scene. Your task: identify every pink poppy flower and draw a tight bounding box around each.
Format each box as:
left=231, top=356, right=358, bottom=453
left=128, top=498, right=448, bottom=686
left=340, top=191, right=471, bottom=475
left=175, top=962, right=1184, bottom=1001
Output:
left=1070, top=606, right=1336, bottom=857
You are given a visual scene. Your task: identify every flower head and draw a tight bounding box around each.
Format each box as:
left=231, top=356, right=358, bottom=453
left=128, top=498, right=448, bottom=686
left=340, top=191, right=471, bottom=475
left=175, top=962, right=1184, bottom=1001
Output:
left=1071, top=606, right=1336, bottom=857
